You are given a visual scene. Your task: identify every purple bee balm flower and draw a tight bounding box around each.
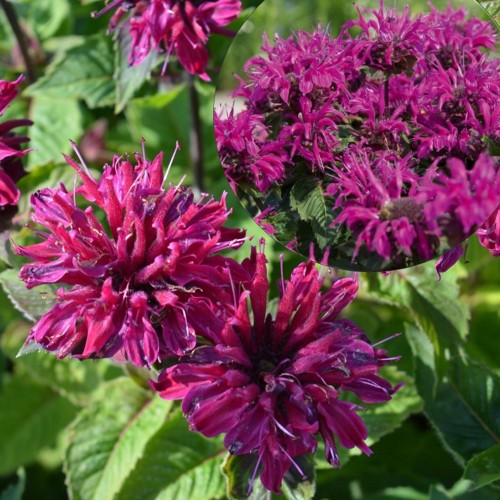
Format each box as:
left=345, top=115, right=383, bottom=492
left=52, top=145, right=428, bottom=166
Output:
left=278, top=96, right=342, bottom=171
left=236, top=28, right=348, bottom=112
left=93, top=0, right=241, bottom=80
left=418, top=153, right=500, bottom=244
left=329, top=149, right=436, bottom=262
left=415, top=55, right=500, bottom=158
left=15, top=143, right=249, bottom=367
left=0, top=76, right=31, bottom=207
left=345, top=1, right=426, bottom=74
left=152, top=247, right=401, bottom=493
left=214, top=108, right=288, bottom=193
left=423, top=5, right=497, bottom=69
left=477, top=207, right=500, bottom=257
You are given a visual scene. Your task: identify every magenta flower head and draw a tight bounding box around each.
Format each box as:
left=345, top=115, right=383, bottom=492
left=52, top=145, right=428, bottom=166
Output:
left=214, top=108, right=288, bottom=193
left=152, top=246, right=401, bottom=493
left=345, top=1, right=426, bottom=74
left=93, top=0, right=242, bottom=80
left=14, top=142, right=249, bottom=367
left=0, top=75, right=31, bottom=208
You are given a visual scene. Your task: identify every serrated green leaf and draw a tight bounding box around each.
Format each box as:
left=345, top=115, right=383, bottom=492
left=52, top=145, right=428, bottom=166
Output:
left=464, top=444, right=500, bottom=489
left=406, top=324, right=500, bottom=465
left=26, top=34, right=115, bottom=108
left=0, top=269, right=56, bottom=322
left=115, top=409, right=226, bottom=500
left=27, top=96, right=84, bottom=168
left=0, top=468, right=25, bottom=500
left=114, top=27, right=158, bottom=113
left=363, top=264, right=469, bottom=378
left=64, top=378, right=172, bottom=500
left=0, top=374, right=76, bottom=475
left=289, top=178, right=328, bottom=248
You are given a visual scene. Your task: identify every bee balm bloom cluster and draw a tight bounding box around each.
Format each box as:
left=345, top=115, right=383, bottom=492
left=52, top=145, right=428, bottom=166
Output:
left=216, top=2, right=500, bottom=268
left=15, top=145, right=249, bottom=367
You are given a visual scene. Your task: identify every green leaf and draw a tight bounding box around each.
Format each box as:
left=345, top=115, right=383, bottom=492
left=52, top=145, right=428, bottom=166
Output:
left=363, top=264, right=469, bottom=378
left=359, top=367, right=423, bottom=447
left=114, top=28, right=158, bottom=113
left=477, top=1, right=500, bottom=27
left=64, top=378, right=173, bottom=500
left=364, top=264, right=469, bottom=345
left=0, top=468, right=26, bottom=500
left=0, top=269, right=56, bottom=322
left=289, top=178, right=329, bottom=248
left=223, top=453, right=315, bottom=500
left=280, top=454, right=315, bottom=500
left=464, top=444, right=500, bottom=489
left=26, top=34, right=115, bottom=108
left=125, top=88, right=191, bottom=172
left=1, top=320, right=121, bottom=406
left=222, top=454, right=266, bottom=500
left=28, top=0, right=70, bottom=41
left=0, top=374, right=76, bottom=475
left=315, top=366, right=422, bottom=470
left=406, top=324, right=500, bottom=465
left=27, top=96, right=84, bottom=168
left=115, top=409, right=226, bottom=500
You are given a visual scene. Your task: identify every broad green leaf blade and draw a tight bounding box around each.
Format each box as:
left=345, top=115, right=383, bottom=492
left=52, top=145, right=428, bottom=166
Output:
left=114, top=27, right=158, bottom=113
left=223, top=453, right=315, bottom=500
left=0, top=269, right=56, bottom=322
left=26, top=34, right=115, bottom=108
left=280, top=454, right=315, bottom=500
left=222, top=454, right=266, bottom=500
left=364, top=264, right=469, bottom=345
left=64, top=378, right=172, bottom=500
left=477, top=1, right=500, bottom=27
left=115, top=409, right=226, bottom=500
left=1, top=320, right=121, bottom=406
left=28, top=0, right=70, bottom=41
left=464, top=444, right=500, bottom=489
left=406, top=324, right=500, bottom=465
left=290, top=178, right=329, bottom=248
left=0, top=374, right=76, bottom=475
left=0, top=468, right=26, bottom=500
left=27, top=96, right=84, bottom=168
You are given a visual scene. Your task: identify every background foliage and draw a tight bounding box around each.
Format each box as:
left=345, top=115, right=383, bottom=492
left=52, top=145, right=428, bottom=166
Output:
left=0, top=0, right=499, bottom=499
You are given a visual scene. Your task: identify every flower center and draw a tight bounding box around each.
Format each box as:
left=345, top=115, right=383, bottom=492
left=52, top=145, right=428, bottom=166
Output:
left=379, top=197, right=422, bottom=222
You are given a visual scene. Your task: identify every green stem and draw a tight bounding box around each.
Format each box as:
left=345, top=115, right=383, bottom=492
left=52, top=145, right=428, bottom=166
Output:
left=0, top=0, right=36, bottom=83
left=188, top=75, right=204, bottom=194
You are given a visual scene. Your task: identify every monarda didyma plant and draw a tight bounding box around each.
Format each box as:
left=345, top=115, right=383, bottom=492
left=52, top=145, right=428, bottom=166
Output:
left=15, top=141, right=401, bottom=494
left=215, top=2, right=500, bottom=271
